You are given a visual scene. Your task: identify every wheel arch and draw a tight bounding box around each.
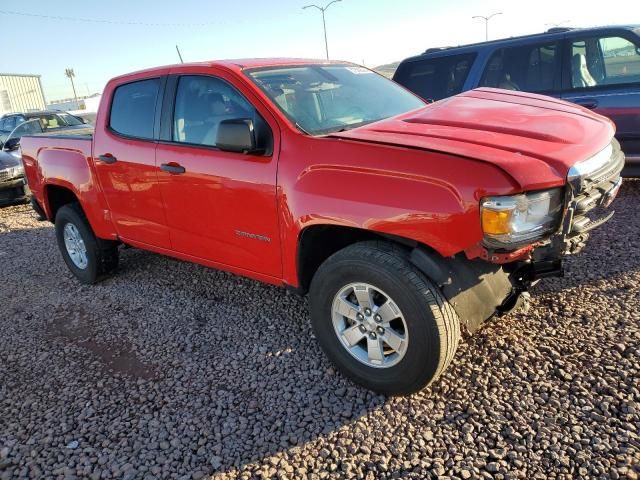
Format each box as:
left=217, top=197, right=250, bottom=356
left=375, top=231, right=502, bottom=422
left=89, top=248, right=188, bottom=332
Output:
left=44, top=182, right=82, bottom=221
left=296, top=223, right=515, bottom=334
left=296, top=223, right=441, bottom=295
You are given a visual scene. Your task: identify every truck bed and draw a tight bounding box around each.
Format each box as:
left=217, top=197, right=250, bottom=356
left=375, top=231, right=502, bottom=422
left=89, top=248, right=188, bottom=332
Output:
left=21, top=130, right=93, bottom=160
left=20, top=132, right=95, bottom=213
left=32, top=126, right=94, bottom=140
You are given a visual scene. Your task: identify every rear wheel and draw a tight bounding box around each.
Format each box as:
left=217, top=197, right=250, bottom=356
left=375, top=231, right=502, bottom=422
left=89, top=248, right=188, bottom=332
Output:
left=309, top=241, right=460, bottom=395
left=55, top=203, right=119, bottom=284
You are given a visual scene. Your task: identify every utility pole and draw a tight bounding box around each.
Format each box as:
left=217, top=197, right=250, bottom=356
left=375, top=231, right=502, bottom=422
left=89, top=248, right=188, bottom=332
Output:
left=472, top=12, right=502, bottom=41
left=303, top=0, right=342, bottom=60
left=64, top=68, right=79, bottom=107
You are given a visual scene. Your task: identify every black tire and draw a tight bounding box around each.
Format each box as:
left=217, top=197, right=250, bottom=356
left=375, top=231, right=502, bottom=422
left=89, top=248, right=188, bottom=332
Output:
left=55, top=203, right=119, bottom=284
left=309, top=241, right=460, bottom=395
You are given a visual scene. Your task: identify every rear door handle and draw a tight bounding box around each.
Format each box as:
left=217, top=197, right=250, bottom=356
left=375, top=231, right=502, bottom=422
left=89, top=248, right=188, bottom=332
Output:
left=160, top=163, right=186, bottom=174
left=97, top=154, right=117, bottom=164
left=575, top=99, right=599, bottom=109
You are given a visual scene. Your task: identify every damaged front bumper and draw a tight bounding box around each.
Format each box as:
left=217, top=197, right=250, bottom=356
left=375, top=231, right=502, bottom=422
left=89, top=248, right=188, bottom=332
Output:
left=421, top=140, right=625, bottom=333
left=473, top=140, right=625, bottom=281
left=525, top=139, right=625, bottom=278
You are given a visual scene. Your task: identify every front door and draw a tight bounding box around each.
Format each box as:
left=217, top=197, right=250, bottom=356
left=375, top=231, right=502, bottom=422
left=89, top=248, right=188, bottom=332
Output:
left=155, top=71, right=281, bottom=277
left=93, top=77, right=171, bottom=249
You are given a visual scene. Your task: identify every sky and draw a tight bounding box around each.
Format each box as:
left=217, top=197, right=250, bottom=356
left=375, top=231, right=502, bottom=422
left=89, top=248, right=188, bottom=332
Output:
left=3, top=0, right=636, bottom=102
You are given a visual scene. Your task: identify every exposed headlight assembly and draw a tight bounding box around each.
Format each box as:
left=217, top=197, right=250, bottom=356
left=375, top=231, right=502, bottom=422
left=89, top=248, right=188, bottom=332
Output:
left=481, top=188, right=564, bottom=249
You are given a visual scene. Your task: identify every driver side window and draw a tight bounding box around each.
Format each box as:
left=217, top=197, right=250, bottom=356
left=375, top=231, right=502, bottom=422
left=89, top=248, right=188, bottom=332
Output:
left=480, top=43, right=560, bottom=93
left=173, top=75, right=258, bottom=147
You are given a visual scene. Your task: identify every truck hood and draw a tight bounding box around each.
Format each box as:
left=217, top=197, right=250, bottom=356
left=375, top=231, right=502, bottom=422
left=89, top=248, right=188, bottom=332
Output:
left=330, top=88, right=615, bottom=190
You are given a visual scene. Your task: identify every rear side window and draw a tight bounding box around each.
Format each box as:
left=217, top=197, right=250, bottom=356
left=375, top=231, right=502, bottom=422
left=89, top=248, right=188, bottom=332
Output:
left=570, top=36, right=640, bottom=89
left=480, top=43, right=560, bottom=93
left=2, top=116, right=16, bottom=132
left=394, top=53, right=476, bottom=101
left=10, top=119, right=43, bottom=138
left=109, top=79, right=160, bottom=139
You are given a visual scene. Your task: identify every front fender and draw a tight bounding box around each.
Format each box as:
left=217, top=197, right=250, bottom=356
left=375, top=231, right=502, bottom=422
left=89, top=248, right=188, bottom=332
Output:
left=278, top=136, right=520, bottom=287
left=292, top=162, right=472, bottom=253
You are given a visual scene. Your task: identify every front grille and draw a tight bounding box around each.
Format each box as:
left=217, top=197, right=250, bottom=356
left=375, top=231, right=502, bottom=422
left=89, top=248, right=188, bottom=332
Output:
left=0, top=170, right=9, bottom=182
left=562, top=140, right=624, bottom=251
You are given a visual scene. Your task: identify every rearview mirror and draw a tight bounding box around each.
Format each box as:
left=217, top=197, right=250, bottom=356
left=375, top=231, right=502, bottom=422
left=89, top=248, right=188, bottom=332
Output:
left=3, top=137, right=20, bottom=151
left=216, top=119, right=263, bottom=154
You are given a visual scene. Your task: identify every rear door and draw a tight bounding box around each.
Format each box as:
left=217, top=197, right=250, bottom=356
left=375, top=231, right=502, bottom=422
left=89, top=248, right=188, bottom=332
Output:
left=92, top=76, right=171, bottom=249
left=559, top=31, right=640, bottom=159
left=154, top=68, right=282, bottom=277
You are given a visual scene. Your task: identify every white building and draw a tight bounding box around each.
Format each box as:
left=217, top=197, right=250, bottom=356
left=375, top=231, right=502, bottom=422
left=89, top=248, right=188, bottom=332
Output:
left=0, top=73, right=47, bottom=115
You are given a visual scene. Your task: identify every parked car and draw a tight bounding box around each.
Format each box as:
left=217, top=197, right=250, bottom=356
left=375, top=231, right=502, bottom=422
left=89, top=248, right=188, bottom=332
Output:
left=1, top=119, right=44, bottom=158
left=70, top=111, right=97, bottom=125
left=21, top=59, right=623, bottom=394
left=1, top=118, right=93, bottom=159
left=0, top=110, right=89, bottom=147
left=0, top=150, right=29, bottom=206
left=393, top=25, right=640, bottom=176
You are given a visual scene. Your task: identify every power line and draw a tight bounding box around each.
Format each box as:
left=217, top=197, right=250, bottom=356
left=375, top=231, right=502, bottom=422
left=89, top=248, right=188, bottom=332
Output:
left=0, top=9, right=220, bottom=27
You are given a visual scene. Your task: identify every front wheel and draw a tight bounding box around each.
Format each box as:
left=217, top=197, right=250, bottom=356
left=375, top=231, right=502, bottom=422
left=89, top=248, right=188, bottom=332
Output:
left=309, top=241, right=460, bottom=395
left=55, top=203, right=119, bottom=284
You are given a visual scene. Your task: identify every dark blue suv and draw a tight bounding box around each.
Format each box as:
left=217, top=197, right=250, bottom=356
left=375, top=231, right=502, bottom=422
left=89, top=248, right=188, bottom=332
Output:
left=394, top=25, right=640, bottom=176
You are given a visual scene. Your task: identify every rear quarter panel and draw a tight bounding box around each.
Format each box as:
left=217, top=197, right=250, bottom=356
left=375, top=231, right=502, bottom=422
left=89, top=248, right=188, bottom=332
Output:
left=21, top=135, right=116, bottom=239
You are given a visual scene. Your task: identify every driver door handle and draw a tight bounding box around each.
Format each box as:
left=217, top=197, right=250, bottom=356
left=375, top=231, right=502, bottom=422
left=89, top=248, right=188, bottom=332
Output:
left=97, top=154, right=117, bottom=164
left=575, top=98, right=598, bottom=110
left=160, top=163, right=186, bottom=174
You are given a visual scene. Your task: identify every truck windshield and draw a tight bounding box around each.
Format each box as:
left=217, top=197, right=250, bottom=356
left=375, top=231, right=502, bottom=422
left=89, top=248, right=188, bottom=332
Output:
left=247, top=64, right=426, bottom=135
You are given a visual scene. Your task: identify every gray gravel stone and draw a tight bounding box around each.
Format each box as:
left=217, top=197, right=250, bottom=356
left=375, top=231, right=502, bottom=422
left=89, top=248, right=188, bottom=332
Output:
left=1, top=180, right=639, bottom=479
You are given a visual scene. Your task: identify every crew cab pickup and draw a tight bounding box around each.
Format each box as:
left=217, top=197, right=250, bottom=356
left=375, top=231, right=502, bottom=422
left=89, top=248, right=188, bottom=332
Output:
left=21, top=59, right=624, bottom=395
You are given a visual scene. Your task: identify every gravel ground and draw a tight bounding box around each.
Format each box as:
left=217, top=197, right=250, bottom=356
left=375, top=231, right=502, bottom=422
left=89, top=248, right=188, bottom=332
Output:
left=1, top=181, right=639, bottom=480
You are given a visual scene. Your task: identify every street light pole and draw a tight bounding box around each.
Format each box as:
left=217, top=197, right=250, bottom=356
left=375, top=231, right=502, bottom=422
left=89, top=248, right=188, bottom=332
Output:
left=64, top=68, right=79, bottom=108
left=303, top=0, right=342, bottom=60
left=472, top=12, right=502, bottom=41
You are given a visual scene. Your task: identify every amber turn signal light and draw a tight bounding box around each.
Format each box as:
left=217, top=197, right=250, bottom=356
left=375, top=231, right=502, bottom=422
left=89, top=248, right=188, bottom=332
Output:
left=481, top=209, right=511, bottom=235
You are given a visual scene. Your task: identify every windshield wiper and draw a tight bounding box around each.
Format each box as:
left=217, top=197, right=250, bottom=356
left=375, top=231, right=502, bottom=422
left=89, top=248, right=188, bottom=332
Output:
left=329, top=120, right=376, bottom=134
left=295, top=123, right=312, bottom=135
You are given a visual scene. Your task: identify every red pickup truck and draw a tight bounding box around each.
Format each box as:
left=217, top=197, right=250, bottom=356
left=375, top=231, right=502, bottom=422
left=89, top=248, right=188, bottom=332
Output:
left=22, top=59, right=624, bottom=394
